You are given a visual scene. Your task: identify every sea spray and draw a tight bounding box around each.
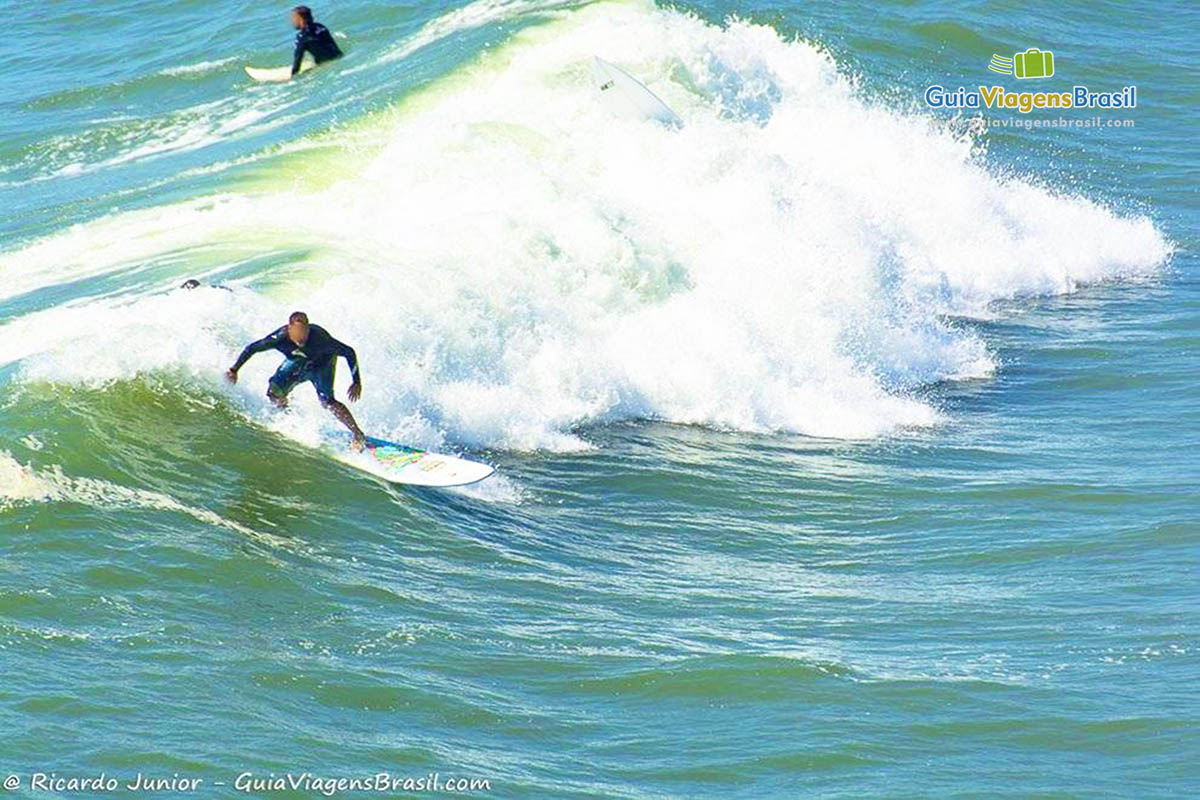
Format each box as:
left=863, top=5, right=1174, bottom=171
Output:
left=0, top=0, right=1171, bottom=450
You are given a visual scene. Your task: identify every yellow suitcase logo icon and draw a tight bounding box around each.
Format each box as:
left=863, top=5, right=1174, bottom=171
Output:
left=1013, top=48, right=1055, bottom=79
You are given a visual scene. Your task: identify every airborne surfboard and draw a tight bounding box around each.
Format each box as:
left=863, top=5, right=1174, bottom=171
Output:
left=591, top=56, right=683, bottom=127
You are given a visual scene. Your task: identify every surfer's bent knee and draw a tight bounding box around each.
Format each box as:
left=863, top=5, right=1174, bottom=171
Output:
left=267, top=383, right=290, bottom=406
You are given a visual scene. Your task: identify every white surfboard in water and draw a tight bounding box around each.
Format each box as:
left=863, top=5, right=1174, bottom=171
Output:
left=591, top=56, right=683, bottom=128
left=245, top=57, right=314, bottom=83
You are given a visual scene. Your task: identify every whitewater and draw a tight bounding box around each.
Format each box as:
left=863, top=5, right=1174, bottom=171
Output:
left=0, top=0, right=1171, bottom=452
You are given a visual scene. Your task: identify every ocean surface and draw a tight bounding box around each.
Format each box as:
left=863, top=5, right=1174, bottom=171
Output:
left=1, top=0, right=1197, bottom=796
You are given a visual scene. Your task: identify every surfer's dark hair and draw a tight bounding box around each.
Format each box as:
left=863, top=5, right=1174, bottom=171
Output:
left=289, top=311, right=309, bottom=326
left=292, top=5, right=313, bottom=25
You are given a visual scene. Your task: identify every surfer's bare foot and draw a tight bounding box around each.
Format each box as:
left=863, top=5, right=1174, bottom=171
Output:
left=350, top=435, right=366, bottom=453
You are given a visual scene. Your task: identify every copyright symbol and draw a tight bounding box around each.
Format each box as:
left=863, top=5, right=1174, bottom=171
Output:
left=3, top=775, right=19, bottom=790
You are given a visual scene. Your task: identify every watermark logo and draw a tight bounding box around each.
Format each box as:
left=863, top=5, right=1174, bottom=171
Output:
left=924, top=47, right=1136, bottom=120
left=989, top=49, right=1056, bottom=79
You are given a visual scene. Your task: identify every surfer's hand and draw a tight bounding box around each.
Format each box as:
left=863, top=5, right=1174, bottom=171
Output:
left=348, top=380, right=362, bottom=402
left=225, top=368, right=238, bottom=385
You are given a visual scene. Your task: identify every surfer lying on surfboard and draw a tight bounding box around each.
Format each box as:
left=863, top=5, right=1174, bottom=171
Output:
left=288, top=5, right=342, bottom=78
left=226, top=311, right=367, bottom=451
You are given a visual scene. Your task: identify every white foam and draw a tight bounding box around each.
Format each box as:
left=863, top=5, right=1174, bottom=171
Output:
left=159, top=57, right=239, bottom=77
left=12, top=90, right=304, bottom=184
left=449, top=472, right=527, bottom=503
left=372, top=0, right=580, bottom=68
left=0, top=0, right=1173, bottom=450
left=0, top=451, right=252, bottom=537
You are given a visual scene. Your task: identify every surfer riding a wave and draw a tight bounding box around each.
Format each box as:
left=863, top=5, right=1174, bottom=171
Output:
left=226, top=312, right=366, bottom=451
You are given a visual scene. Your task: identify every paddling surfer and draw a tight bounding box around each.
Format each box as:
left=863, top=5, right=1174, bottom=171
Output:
left=289, top=5, right=343, bottom=78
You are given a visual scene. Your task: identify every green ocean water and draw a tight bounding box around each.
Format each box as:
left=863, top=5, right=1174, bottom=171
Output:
left=1, top=0, right=1197, bottom=797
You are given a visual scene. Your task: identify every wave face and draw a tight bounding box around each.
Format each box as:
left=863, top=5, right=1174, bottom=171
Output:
left=0, top=0, right=1171, bottom=450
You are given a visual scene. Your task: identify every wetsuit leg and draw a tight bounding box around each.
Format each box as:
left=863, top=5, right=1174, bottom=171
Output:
left=307, top=360, right=363, bottom=445
left=268, top=358, right=307, bottom=403
left=308, top=360, right=337, bottom=406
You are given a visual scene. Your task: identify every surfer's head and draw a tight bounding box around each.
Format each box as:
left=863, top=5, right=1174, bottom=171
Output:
left=287, top=311, right=310, bottom=346
left=291, top=5, right=313, bottom=30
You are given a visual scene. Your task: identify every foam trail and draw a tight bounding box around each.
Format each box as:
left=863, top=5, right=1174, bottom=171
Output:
left=12, top=90, right=304, bottom=184
left=450, top=473, right=526, bottom=503
left=159, top=57, right=239, bottom=77
left=0, top=451, right=259, bottom=539
left=0, top=0, right=1173, bottom=451
left=373, top=0, right=583, bottom=66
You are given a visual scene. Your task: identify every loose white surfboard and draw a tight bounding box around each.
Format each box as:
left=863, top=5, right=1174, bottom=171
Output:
left=331, top=436, right=495, bottom=488
left=591, top=56, right=682, bottom=128
left=245, top=58, right=314, bottom=83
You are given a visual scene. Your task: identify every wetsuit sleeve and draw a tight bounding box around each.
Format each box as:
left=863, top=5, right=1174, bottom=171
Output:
left=232, top=328, right=283, bottom=371
left=333, top=338, right=360, bottom=381
left=291, top=33, right=307, bottom=76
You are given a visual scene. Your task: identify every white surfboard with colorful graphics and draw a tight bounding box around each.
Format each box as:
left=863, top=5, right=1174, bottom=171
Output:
left=332, top=436, right=494, bottom=488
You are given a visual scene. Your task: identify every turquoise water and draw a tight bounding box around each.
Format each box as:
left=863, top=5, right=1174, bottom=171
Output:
left=2, top=0, right=1197, bottom=797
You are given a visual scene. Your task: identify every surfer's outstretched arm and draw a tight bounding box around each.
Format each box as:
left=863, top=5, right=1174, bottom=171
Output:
left=226, top=328, right=284, bottom=383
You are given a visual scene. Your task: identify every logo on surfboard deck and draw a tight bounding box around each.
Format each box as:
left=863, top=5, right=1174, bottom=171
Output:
left=369, top=445, right=424, bottom=469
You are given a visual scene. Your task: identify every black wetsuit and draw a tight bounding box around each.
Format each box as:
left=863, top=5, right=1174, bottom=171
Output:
left=233, top=324, right=358, bottom=404
left=292, top=22, right=343, bottom=75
